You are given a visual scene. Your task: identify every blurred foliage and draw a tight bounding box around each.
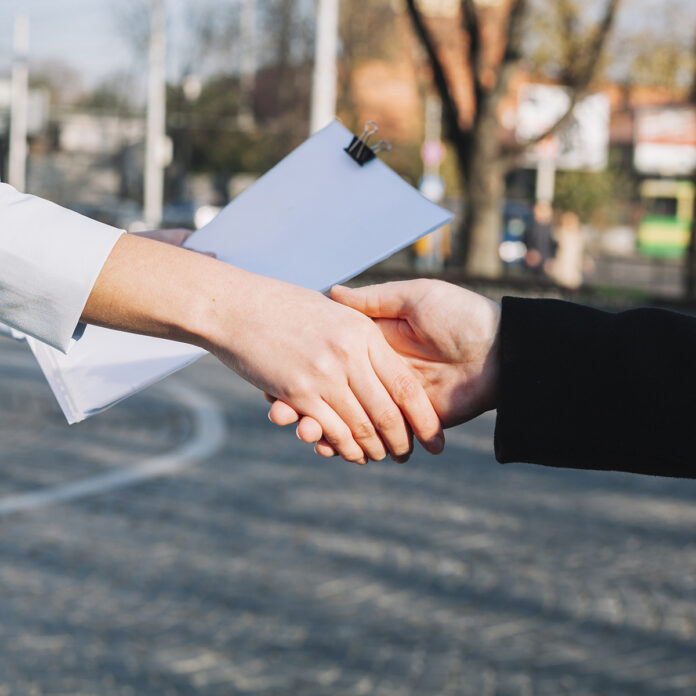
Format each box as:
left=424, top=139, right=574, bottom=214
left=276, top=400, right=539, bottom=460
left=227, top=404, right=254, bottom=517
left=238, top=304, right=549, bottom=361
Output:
left=554, top=148, right=636, bottom=223
left=337, top=0, right=400, bottom=131
left=76, top=73, right=139, bottom=116
left=526, top=0, right=612, bottom=87
left=554, top=170, right=614, bottom=222
left=167, top=77, right=300, bottom=180
left=165, top=0, right=314, bottom=184
left=527, top=0, right=695, bottom=90
left=340, top=0, right=400, bottom=64
left=383, top=141, right=422, bottom=187
left=29, top=62, right=84, bottom=106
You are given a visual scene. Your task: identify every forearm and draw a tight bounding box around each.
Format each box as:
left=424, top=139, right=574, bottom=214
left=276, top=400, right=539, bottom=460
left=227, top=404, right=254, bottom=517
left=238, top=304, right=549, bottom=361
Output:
left=494, top=298, right=696, bottom=478
left=80, top=233, right=241, bottom=351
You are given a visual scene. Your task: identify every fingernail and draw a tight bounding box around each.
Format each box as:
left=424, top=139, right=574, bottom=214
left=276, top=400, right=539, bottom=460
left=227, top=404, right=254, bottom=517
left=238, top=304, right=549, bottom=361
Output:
left=427, top=435, right=444, bottom=454
left=393, top=454, right=409, bottom=464
left=357, top=457, right=367, bottom=466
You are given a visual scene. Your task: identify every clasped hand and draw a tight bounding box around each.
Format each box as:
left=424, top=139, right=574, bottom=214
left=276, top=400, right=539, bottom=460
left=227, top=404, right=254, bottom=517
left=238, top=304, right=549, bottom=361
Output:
left=266, top=279, right=501, bottom=463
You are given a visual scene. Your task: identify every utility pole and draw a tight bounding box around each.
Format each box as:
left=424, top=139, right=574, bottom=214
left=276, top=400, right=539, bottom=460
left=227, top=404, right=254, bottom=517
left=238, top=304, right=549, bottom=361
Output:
left=8, top=12, right=29, bottom=191
left=417, top=95, right=447, bottom=270
left=238, top=0, right=257, bottom=130
left=309, top=0, right=339, bottom=134
left=144, top=0, right=167, bottom=229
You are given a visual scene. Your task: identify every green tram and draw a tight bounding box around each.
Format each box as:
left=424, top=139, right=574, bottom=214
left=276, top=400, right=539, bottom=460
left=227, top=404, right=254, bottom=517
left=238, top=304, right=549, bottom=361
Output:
left=637, top=179, right=695, bottom=258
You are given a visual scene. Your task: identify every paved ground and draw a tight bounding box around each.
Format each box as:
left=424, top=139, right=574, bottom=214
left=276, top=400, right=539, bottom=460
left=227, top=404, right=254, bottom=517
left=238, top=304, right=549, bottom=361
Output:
left=0, top=335, right=695, bottom=695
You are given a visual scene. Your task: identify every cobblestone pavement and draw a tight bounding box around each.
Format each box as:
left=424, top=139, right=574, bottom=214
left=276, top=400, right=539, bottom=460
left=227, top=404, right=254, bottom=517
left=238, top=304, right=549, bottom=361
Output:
left=0, top=336, right=695, bottom=695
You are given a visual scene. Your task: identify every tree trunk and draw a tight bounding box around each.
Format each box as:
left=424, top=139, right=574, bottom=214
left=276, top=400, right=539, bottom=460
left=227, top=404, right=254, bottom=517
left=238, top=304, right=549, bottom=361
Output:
left=461, top=159, right=504, bottom=277
left=456, top=104, right=504, bottom=278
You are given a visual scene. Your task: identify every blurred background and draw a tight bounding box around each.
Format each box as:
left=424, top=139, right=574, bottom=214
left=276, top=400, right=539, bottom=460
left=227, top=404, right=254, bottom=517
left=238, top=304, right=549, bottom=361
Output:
left=0, top=1, right=696, bottom=694
left=1, top=0, right=696, bottom=298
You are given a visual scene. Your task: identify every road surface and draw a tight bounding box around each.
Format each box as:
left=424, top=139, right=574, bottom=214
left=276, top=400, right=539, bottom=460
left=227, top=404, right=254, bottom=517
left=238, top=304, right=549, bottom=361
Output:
left=0, top=336, right=694, bottom=695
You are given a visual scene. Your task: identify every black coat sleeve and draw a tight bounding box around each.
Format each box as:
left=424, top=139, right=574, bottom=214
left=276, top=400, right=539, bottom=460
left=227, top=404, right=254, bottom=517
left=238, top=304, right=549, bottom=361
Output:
left=494, top=297, right=696, bottom=478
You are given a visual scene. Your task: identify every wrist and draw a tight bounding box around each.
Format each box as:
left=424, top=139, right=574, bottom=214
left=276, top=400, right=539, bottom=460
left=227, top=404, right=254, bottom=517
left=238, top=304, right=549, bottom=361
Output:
left=180, top=262, right=249, bottom=355
left=481, top=308, right=501, bottom=412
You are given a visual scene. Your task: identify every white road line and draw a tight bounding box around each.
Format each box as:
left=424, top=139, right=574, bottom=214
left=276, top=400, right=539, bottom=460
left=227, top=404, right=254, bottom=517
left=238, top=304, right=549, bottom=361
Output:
left=0, top=378, right=226, bottom=517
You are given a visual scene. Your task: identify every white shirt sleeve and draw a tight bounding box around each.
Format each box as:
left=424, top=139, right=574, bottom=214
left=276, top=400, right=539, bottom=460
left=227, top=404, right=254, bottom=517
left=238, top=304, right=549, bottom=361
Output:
left=0, top=183, right=124, bottom=353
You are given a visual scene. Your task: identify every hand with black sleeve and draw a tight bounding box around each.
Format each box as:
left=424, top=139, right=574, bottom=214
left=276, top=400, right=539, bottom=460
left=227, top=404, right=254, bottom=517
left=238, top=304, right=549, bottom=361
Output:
left=268, top=279, right=696, bottom=478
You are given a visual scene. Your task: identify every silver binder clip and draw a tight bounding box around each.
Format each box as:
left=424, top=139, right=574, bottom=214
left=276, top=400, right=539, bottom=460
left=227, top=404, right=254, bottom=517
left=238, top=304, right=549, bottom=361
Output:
left=372, top=140, right=392, bottom=155
left=345, top=121, right=389, bottom=166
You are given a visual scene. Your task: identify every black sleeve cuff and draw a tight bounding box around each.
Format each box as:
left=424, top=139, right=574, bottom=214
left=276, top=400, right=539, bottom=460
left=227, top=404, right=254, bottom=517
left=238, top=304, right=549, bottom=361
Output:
left=494, top=297, right=696, bottom=478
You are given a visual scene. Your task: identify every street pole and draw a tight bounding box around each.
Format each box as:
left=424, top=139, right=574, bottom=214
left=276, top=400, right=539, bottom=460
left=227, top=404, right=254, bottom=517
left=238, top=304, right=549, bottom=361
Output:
left=309, top=0, right=339, bottom=135
left=535, top=158, right=556, bottom=205
left=419, top=95, right=446, bottom=269
left=144, top=0, right=167, bottom=229
left=238, top=0, right=257, bottom=130
left=8, top=12, right=29, bottom=192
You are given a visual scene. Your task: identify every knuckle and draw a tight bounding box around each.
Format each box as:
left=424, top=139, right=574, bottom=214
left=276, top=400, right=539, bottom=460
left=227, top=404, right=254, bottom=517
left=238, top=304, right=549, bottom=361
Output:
left=285, top=374, right=311, bottom=399
left=324, top=422, right=353, bottom=449
left=351, top=418, right=376, bottom=443
left=390, top=371, right=420, bottom=402
left=311, top=354, right=336, bottom=379
left=375, top=406, right=404, bottom=433
left=329, top=333, right=363, bottom=362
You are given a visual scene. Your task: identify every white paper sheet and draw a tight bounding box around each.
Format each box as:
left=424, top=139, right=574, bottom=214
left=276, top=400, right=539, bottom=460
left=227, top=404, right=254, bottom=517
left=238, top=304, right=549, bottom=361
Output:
left=28, top=120, right=453, bottom=423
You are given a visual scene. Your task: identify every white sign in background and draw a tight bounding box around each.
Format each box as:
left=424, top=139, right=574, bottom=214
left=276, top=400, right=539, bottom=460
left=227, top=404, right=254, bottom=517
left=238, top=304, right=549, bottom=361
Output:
left=634, top=106, right=696, bottom=176
left=516, top=84, right=610, bottom=172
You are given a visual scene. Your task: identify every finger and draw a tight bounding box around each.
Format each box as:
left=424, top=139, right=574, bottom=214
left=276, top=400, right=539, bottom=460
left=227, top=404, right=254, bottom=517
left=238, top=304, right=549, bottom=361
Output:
left=314, top=440, right=339, bottom=458
left=301, top=416, right=406, bottom=464
left=370, top=342, right=445, bottom=455
left=134, top=228, right=193, bottom=246
left=347, top=367, right=413, bottom=460
left=324, top=389, right=389, bottom=462
left=263, top=392, right=275, bottom=404
left=374, top=317, right=421, bottom=353
left=331, top=282, right=414, bottom=319
left=297, top=416, right=323, bottom=443
left=268, top=400, right=301, bottom=426
left=305, top=400, right=367, bottom=465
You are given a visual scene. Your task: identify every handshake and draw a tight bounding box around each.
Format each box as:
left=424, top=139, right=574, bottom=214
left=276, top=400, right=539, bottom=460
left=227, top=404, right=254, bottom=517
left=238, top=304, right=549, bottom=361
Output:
left=84, top=232, right=696, bottom=479
left=81, top=233, right=498, bottom=466
left=262, top=279, right=501, bottom=465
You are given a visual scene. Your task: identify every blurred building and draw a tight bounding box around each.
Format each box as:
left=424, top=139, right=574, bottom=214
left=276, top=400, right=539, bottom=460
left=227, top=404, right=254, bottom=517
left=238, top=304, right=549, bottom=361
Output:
left=0, top=77, right=50, bottom=181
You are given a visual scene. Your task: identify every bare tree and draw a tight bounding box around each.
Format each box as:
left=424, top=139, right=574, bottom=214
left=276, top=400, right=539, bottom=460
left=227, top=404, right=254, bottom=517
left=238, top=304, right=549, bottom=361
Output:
left=405, top=0, right=620, bottom=277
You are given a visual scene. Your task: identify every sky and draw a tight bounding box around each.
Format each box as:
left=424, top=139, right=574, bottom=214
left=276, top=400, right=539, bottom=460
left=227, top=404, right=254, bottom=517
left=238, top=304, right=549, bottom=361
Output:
left=0, top=0, right=194, bottom=87
left=0, top=0, right=693, bottom=91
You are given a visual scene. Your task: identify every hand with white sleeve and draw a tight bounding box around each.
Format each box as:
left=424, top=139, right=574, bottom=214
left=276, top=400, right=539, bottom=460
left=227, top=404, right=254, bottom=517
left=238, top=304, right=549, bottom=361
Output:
left=82, top=236, right=445, bottom=465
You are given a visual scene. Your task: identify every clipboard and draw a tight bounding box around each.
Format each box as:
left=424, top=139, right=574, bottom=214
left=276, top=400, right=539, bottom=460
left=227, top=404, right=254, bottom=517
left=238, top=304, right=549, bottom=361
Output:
left=28, top=120, right=453, bottom=423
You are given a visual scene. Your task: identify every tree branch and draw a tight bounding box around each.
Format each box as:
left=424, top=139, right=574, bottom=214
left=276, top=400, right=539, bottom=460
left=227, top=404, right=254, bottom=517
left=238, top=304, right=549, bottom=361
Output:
left=489, top=0, right=528, bottom=104
left=468, top=0, right=527, bottom=150
left=691, top=27, right=696, bottom=103
left=461, top=0, right=484, bottom=111
left=557, top=0, right=580, bottom=84
left=405, top=0, right=463, bottom=148
left=503, top=0, right=620, bottom=166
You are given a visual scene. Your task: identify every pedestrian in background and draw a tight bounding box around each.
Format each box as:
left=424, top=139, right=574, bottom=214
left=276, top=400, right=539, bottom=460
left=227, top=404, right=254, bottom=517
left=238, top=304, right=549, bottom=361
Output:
left=549, top=211, right=585, bottom=290
left=524, top=201, right=554, bottom=276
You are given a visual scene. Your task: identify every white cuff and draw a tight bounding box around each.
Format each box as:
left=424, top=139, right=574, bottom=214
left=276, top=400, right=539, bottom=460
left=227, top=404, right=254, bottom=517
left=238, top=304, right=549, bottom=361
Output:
left=0, top=184, right=124, bottom=352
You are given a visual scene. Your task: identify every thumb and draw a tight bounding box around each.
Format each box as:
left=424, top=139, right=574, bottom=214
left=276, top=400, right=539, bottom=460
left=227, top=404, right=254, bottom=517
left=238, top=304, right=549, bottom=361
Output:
left=331, top=281, right=414, bottom=319
left=374, top=317, right=419, bottom=352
